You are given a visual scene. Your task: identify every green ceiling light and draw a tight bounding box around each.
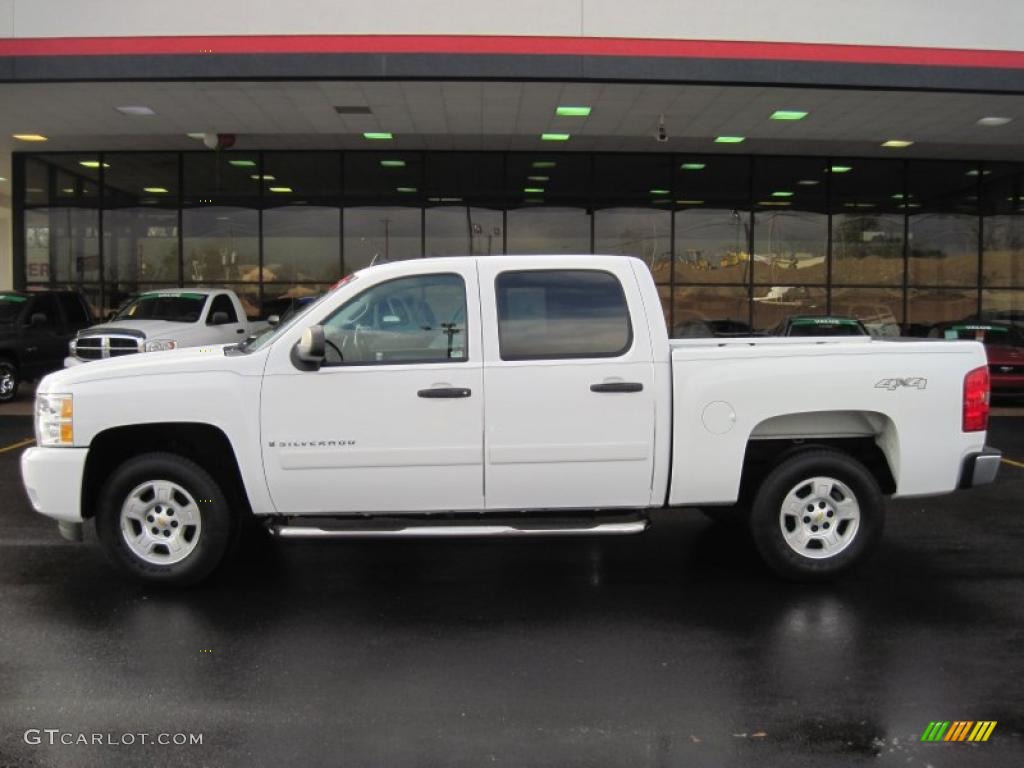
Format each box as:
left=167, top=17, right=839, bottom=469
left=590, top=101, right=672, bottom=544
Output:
left=556, top=106, right=591, bottom=117
left=250, top=174, right=275, bottom=181
left=268, top=186, right=293, bottom=193
left=830, top=165, right=853, bottom=173
left=798, top=179, right=820, bottom=185
left=523, top=187, right=545, bottom=194
left=396, top=186, right=417, bottom=193
left=680, top=163, right=706, bottom=171
left=714, top=136, right=745, bottom=144
left=228, top=159, right=256, bottom=167
left=881, top=139, right=913, bottom=148
left=379, top=160, right=406, bottom=168
left=891, top=193, right=905, bottom=200
left=363, top=132, right=393, bottom=140
left=79, top=160, right=110, bottom=169
left=966, top=169, right=991, bottom=176
left=771, top=191, right=794, bottom=198
left=527, top=175, right=549, bottom=181
left=143, top=187, right=168, bottom=194
left=649, top=188, right=671, bottom=195
left=541, top=133, right=571, bottom=141
left=770, top=110, right=808, bottom=121
left=532, top=161, right=557, bottom=168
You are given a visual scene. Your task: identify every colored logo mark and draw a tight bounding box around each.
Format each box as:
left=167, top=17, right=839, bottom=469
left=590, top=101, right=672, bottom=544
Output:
left=921, top=721, right=997, bottom=742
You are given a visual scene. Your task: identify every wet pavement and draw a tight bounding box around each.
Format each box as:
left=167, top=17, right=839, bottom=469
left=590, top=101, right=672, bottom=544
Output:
left=0, top=413, right=1022, bottom=767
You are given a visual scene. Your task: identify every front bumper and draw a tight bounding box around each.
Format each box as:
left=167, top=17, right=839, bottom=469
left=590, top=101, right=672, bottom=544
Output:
left=20, top=446, right=88, bottom=523
left=63, top=356, right=84, bottom=368
left=959, top=447, right=1002, bottom=489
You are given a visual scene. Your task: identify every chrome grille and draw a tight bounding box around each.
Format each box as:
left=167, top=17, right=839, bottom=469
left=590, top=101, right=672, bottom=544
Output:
left=74, top=335, right=143, bottom=360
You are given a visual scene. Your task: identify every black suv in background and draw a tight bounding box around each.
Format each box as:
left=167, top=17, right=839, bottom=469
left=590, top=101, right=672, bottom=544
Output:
left=0, top=290, right=94, bottom=403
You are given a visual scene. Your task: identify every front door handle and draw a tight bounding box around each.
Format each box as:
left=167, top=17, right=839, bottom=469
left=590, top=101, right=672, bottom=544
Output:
left=418, top=387, right=472, bottom=398
left=590, top=382, right=644, bottom=393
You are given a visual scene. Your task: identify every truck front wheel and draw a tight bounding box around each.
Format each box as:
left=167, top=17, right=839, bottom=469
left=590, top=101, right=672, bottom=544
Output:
left=749, top=449, right=884, bottom=581
left=0, top=359, right=19, bottom=403
left=95, top=453, right=235, bottom=586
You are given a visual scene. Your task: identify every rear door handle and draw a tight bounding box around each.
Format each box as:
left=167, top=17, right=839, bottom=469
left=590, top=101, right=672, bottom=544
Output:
left=590, top=382, right=644, bottom=393
left=418, top=387, right=472, bottom=398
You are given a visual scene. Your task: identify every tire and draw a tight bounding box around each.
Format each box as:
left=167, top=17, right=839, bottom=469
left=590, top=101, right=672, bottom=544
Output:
left=0, top=359, right=19, bottom=403
left=749, top=448, right=884, bottom=581
left=95, top=452, right=236, bottom=586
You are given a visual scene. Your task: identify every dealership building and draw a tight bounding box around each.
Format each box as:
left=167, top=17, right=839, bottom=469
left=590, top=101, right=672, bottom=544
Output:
left=1, top=0, right=1023, bottom=332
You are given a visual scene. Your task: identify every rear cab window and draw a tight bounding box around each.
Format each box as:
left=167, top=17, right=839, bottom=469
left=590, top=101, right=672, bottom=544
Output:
left=495, top=270, right=632, bottom=360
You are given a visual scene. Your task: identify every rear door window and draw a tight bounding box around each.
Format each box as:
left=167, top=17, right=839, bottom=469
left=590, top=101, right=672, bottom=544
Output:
left=495, top=270, right=632, bottom=360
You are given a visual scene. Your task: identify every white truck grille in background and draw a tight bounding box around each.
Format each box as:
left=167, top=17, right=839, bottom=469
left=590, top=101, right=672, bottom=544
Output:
left=73, top=335, right=144, bottom=360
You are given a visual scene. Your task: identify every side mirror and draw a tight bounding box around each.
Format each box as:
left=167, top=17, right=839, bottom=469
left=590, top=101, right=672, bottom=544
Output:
left=29, top=312, right=47, bottom=327
left=267, top=314, right=281, bottom=327
left=210, top=311, right=230, bottom=326
left=294, top=325, right=326, bottom=367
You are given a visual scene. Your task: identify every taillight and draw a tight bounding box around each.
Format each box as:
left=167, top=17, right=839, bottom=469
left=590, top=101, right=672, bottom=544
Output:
left=963, top=365, right=990, bottom=432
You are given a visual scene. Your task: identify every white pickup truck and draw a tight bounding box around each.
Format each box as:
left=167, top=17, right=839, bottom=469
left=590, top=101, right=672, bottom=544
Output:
left=65, top=288, right=252, bottom=365
left=22, top=255, right=1000, bottom=585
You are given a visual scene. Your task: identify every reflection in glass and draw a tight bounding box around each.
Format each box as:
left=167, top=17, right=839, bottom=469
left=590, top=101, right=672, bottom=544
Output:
left=507, top=207, right=590, bottom=255
left=672, top=286, right=751, bottom=337
left=830, top=287, right=903, bottom=337
left=425, top=207, right=503, bottom=257
left=343, top=207, right=422, bottom=273
left=675, top=209, right=750, bottom=284
left=906, top=288, right=977, bottom=332
left=594, top=208, right=670, bottom=282
left=752, top=286, right=827, bottom=331
left=907, top=161, right=979, bottom=287
left=754, top=210, right=827, bottom=285
left=832, top=214, right=904, bottom=285
left=980, top=289, right=1024, bottom=324
left=263, top=207, right=341, bottom=283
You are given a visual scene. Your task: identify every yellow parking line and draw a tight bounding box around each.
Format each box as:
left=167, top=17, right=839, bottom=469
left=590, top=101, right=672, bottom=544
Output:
left=1002, top=457, right=1024, bottom=470
left=0, top=437, right=34, bottom=454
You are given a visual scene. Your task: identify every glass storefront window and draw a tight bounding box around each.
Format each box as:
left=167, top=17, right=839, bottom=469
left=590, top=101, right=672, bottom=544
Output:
left=907, top=161, right=979, bottom=287
left=830, top=158, right=905, bottom=286
left=906, top=288, right=978, bottom=333
left=343, top=207, right=422, bottom=272
left=980, top=289, right=1024, bottom=324
left=673, top=285, right=751, bottom=337
left=675, top=208, right=751, bottom=284
left=182, top=153, right=260, bottom=284
left=981, top=164, right=1024, bottom=288
left=752, top=286, right=827, bottom=332
left=594, top=208, right=670, bottom=282
left=830, top=287, right=903, bottom=337
left=426, top=206, right=503, bottom=257
left=507, top=207, right=590, bottom=255
left=754, top=158, right=828, bottom=286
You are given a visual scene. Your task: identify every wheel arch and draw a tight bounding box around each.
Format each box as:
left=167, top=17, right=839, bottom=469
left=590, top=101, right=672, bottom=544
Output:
left=81, top=422, right=253, bottom=521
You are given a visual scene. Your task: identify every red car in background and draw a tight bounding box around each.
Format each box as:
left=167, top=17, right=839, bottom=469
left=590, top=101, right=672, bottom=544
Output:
left=930, top=321, right=1024, bottom=396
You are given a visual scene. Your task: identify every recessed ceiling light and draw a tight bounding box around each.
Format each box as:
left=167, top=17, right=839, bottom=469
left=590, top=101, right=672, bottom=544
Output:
left=771, top=191, right=794, bottom=197
left=966, top=169, right=992, bottom=176
left=396, top=187, right=417, bottom=193
left=881, top=140, right=914, bottom=148
left=532, top=161, right=557, bottom=168
left=379, top=160, right=406, bottom=168
left=714, top=136, right=745, bottom=144
left=556, top=106, right=591, bottom=117
left=680, top=163, right=706, bottom=171
left=250, top=174, right=275, bottom=181
left=798, top=179, right=820, bottom=185
left=830, top=165, right=853, bottom=174
left=79, top=160, right=110, bottom=169
left=541, top=133, right=570, bottom=141
left=186, top=132, right=206, bottom=140
left=363, top=132, right=393, bottom=140
left=523, top=187, right=545, bottom=194
left=649, top=188, right=670, bottom=195
left=977, top=116, right=1012, bottom=127
left=143, top=187, right=169, bottom=194
left=527, top=175, right=549, bottom=181
left=60, top=188, right=75, bottom=194
left=13, top=134, right=48, bottom=141
left=770, top=110, right=808, bottom=121
left=116, top=105, right=155, bottom=116
left=228, top=159, right=256, bottom=167
left=268, top=187, right=293, bottom=193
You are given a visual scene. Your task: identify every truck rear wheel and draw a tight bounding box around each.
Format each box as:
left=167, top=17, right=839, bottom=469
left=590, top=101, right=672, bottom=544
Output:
left=0, top=359, right=19, bottom=403
left=95, top=452, right=235, bottom=586
left=749, top=449, right=884, bottom=581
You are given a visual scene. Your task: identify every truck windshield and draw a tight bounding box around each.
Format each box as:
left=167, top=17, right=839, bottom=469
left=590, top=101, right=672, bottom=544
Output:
left=0, top=294, right=27, bottom=324
left=239, top=293, right=332, bottom=353
left=113, top=293, right=207, bottom=323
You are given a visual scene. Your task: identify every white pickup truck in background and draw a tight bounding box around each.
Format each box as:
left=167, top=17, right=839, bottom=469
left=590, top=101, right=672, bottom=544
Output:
left=23, top=255, right=1000, bottom=585
left=65, top=288, right=254, bottom=365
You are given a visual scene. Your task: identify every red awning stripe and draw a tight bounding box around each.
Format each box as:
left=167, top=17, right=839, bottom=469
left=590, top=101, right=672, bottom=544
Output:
left=0, top=34, right=1022, bottom=69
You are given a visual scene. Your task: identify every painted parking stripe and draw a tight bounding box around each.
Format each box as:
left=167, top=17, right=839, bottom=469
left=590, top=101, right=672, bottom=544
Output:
left=1001, top=457, right=1024, bottom=469
left=0, top=438, right=35, bottom=454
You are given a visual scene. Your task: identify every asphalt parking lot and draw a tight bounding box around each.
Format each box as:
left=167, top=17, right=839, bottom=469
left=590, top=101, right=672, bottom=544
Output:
left=0, top=405, right=1022, bottom=767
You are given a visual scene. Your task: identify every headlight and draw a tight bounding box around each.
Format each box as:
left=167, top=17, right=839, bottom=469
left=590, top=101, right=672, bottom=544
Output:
left=144, top=339, right=178, bottom=352
left=69, top=339, right=77, bottom=355
left=35, top=393, right=74, bottom=447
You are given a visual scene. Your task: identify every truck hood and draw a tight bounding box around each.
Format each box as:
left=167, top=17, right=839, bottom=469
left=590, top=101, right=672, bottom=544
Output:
left=77, top=319, right=196, bottom=341
left=39, top=343, right=266, bottom=391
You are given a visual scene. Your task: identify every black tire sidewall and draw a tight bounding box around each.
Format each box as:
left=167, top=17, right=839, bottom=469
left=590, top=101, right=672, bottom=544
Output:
left=95, top=453, right=233, bottom=586
left=750, top=449, right=884, bottom=581
left=0, top=360, right=18, bottom=403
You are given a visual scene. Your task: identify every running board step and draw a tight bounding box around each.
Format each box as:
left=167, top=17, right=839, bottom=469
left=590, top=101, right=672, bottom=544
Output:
left=268, top=518, right=649, bottom=539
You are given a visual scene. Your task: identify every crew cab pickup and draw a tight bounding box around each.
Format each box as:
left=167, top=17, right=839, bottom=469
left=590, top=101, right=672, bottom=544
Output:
left=65, top=288, right=252, bottom=366
left=21, top=256, right=1001, bottom=585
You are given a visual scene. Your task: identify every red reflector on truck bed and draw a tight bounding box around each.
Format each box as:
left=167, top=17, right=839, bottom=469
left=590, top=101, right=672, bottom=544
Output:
left=963, top=365, right=991, bottom=432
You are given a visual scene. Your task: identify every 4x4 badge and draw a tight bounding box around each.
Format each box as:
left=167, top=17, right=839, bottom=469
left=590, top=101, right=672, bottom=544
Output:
left=875, top=377, right=927, bottom=391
